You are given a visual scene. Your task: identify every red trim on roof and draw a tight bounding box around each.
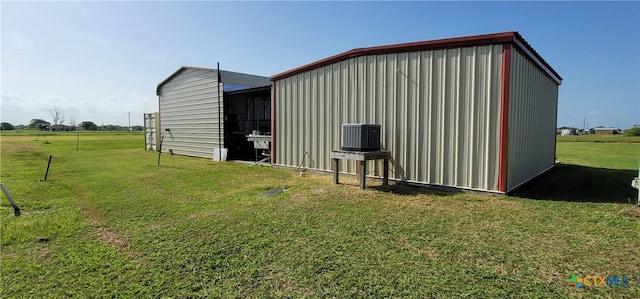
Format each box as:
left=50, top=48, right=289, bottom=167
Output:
left=498, top=43, right=512, bottom=193
left=271, top=31, right=562, bottom=85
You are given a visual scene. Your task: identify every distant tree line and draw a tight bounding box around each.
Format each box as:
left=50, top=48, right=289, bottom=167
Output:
left=78, top=121, right=143, bottom=131
left=2, top=106, right=144, bottom=131
left=0, top=119, right=143, bottom=131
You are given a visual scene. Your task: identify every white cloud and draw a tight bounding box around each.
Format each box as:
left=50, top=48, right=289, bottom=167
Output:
left=587, top=110, right=601, bottom=116
left=1, top=94, right=22, bottom=105
left=1, top=93, right=51, bottom=124
left=128, top=91, right=154, bottom=107
left=0, top=91, right=156, bottom=126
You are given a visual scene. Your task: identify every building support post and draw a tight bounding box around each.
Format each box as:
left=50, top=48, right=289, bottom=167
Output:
left=333, top=159, right=339, bottom=184
left=360, top=161, right=366, bottom=190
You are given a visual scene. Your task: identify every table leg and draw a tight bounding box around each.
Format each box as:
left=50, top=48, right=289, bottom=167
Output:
left=333, top=158, right=339, bottom=184
left=383, top=158, right=389, bottom=186
left=360, top=161, right=366, bottom=189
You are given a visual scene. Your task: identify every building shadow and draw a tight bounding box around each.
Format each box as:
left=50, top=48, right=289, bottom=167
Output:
left=512, top=164, right=638, bottom=204
left=371, top=181, right=465, bottom=197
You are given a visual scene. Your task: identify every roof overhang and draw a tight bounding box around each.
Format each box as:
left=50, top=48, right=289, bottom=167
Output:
left=156, top=66, right=216, bottom=96
left=224, top=85, right=271, bottom=96
left=270, top=31, right=562, bottom=85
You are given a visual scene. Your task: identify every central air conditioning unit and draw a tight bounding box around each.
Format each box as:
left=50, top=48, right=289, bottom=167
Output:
left=341, top=124, right=381, bottom=151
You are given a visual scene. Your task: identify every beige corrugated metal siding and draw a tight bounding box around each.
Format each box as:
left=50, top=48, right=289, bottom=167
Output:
left=275, top=45, right=503, bottom=192
left=144, top=112, right=160, bottom=151
left=506, top=49, right=559, bottom=191
left=158, top=68, right=222, bottom=159
left=157, top=67, right=270, bottom=159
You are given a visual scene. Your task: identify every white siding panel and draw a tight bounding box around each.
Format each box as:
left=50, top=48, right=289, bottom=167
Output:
left=158, top=68, right=223, bottom=159
left=144, top=112, right=160, bottom=151
left=275, top=45, right=503, bottom=192
left=507, top=49, right=559, bottom=191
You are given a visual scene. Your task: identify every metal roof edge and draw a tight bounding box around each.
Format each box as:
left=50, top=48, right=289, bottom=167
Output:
left=270, top=31, right=562, bottom=85
left=219, top=69, right=269, bottom=80
left=511, top=32, right=563, bottom=84
left=224, top=85, right=271, bottom=95
left=156, top=66, right=217, bottom=95
left=157, top=66, right=270, bottom=96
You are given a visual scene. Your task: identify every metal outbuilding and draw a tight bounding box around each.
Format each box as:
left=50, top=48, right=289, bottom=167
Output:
left=270, top=31, right=562, bottom=193
left=591, top=126, right=621, bottom=135
left=156, top=66, right=271, bottom=160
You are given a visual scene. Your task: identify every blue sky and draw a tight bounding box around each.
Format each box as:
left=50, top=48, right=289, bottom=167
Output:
left=2, top=1, right=638, bottom=129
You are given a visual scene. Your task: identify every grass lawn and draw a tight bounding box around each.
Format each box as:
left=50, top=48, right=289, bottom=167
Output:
left=1, top=133, right=639, bottom=298
left=514, top=135, right=640, bottom=204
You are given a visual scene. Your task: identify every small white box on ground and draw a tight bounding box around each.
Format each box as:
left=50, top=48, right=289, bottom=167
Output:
left=213, top=148, right=228, bottom=161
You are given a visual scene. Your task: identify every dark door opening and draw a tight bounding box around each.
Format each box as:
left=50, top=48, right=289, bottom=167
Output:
left=223, top=86, right=271, bottom=161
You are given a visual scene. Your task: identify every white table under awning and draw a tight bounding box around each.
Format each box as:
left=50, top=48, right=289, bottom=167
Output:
left=246, top=134, right=271, bottom=164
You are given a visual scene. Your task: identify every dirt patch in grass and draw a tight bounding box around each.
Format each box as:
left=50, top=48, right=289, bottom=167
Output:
left=189, top=210, right=231, bottom=220
left=2, top=244, right=54, bottom=261
left=0, top=143, right=42, bottom=152
left=291, top=193, right=308, bottom=202
left=623, top=206, right=640, bottom=220
left=81, top=207, right=107, bottom=227
left=97, top=227, right=129, bottom=250
left=97, top=227, right=137, bottom=257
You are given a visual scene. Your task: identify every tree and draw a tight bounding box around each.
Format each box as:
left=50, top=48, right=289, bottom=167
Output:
left=100, top=124, right=125, bottom=131
left=79, top=121, right=98, bottom=131
left=624, top=125, right=640, bottom=136
left=0, top=122, right=15, bottom=130
left=50, top=106, right=65, bottom=125
left=68, top=116, right=76, bottom=128
left=29, top=119, right=51, bottom=130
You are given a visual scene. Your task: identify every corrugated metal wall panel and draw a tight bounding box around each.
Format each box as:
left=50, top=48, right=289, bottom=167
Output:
left=158, top=68, right=223, bottom=159
left=507, top=49, right=558, bottom=191
left=158, top=68, right=269, bottom=160
left=275, top=45, right=503, bottom=192
left=144, top=112, right=160, bottom=151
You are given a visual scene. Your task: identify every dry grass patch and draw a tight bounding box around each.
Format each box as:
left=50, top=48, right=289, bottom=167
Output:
left=623, top=205, right=640, bottom=220
left=96, top=227, right=129, bottom=250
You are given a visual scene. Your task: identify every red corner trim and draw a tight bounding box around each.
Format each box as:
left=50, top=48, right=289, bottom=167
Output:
left=270, top=82, right=276, bottom=164
left=498, top=43, right=512, bottom=193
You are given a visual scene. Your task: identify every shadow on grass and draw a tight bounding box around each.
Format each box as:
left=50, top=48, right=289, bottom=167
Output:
left=372, top=182, right=464, bottom=197
left=513, top=164, right=638, bottom=204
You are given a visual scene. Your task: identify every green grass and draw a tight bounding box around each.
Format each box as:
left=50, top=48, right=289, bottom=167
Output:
left=556, top=140, right=640, bottom=170
left=556, top=134, right=640, bottom=143
left=514, top=135, right=640, bottom=203
left=1, top=129, right=144, bottom=137
left=1, top=134, right=639, bottom=298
